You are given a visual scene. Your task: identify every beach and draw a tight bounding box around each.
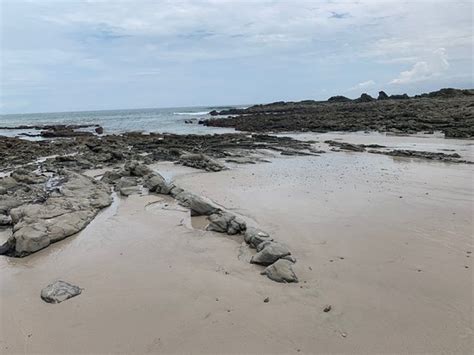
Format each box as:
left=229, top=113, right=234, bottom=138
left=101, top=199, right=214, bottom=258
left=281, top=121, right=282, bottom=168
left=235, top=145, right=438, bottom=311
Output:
left=1, top=131, right=472, bottom=354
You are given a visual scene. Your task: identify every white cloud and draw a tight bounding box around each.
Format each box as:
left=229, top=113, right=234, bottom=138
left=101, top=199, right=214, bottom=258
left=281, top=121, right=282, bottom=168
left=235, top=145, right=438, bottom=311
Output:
left=349, top=80, right=375, bottom=91
left=390, top=48, right=450, bottom=84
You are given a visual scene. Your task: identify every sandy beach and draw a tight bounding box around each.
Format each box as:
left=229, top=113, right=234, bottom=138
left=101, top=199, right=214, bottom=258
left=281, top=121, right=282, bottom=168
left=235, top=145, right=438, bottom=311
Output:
left=1, top=132, right=472, bottom=354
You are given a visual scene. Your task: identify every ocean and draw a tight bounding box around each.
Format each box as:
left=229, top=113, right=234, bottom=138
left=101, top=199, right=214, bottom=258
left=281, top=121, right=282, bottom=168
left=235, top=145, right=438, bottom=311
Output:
left=0, top=106, right=241, bottom=137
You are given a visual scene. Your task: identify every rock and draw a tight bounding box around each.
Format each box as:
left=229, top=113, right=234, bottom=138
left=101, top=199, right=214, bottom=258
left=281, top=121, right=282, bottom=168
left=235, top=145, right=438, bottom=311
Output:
left=206, top=211, right=246, bottom=235
left=174, top=191, right=219, bottom=216
left=11, top=169, right=47, bottom=185
left=178, top=153, right=227, bottom=172
left=119, top=186, right=141, bottom=196
left=250, top=242, right=291, bottom=265
left=261, top=259, right=298, bottom=283
left=100, top=170, right=123, bottom=184
left=1, top=171, right=112, bottom=256
left=0, top=214, right=12, bottom=225
left=263, top=297, right=270, bottom=303
left=281, top=255, right=297, bottom=263
left=325, top=140, right=365, bottom=152
left=356, top=93, right=375, bottom=102
left=389, top=93, right=409, bottom=100
left=209, top=110, right=219, bottom=116
left=328, top=95, right=352, bottom=103
left=124, top=161, right=153, bottom=177
left=40, top=280, right=82, bottom=304
left=244, top=227, right=272, bottom=248
left=377, top=91, right=389, bottom=100
left=323, top=305, right=332, bottom=312
left=95, top=126, right=104, bottom=134
left=144, top=173, right=171, bottom=194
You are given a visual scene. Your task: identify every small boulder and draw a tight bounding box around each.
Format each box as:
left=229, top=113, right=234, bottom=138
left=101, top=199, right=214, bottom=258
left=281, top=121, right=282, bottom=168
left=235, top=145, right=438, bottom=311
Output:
left=261, top=259, right=298, bottom=283
left=250, top=242, right=291, bottom=265
left=95, top=126, right=104, bottom=134
left=40, top=280, right=82, bottom=303
left=144, top=173, right=171, bottom=194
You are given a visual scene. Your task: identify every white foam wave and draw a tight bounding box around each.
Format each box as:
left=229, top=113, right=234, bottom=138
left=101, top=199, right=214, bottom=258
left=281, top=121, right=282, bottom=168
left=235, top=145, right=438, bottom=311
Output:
left=174, top=111, right=210, bottom=116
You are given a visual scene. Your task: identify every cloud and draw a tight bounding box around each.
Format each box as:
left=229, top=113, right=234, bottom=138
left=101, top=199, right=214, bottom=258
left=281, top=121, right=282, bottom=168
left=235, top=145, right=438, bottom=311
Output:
left=349, top=80, right=376, bottom=91
left=0, top=0, right=472, bottom=113
left=390, top=48, right=450, bottom=84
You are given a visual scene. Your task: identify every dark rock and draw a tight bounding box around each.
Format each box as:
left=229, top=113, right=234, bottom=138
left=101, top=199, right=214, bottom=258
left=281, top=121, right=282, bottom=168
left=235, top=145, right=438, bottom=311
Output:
left=95, top=126, right=104, bottom=134
left=377, top=91, right=389, bottom=100
left=328, top=95, right=352, bottom=103
left=356, top=93, right=375, bottom=102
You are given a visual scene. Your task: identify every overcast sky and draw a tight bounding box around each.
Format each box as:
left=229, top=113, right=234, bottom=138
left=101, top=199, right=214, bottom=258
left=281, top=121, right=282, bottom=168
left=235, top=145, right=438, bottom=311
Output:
left=0, top=0, right=472, bottom=114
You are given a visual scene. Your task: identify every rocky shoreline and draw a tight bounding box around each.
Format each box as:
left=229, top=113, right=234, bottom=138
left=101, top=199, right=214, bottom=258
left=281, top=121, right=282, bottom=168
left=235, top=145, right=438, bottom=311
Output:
left=204, top=88, right=474, bottom=138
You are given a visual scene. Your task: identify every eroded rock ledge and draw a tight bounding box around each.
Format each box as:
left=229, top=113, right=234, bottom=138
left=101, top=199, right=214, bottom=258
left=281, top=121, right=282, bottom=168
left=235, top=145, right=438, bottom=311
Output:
left=0, top=170, right=112, bottom=256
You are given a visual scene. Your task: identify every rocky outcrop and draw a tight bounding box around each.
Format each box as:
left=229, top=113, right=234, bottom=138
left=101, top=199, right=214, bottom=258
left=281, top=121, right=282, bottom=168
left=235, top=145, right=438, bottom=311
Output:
left=377, top=91, right=389, bottom=100
left=203, top=89, right=474, bottom=138
left=178, top=153, right=227, bottom=172
left=41, top=280, right=82, bottom=303
left=1, top=171, right=112, bottom=257
left=368, top=149, right=472, bottom=163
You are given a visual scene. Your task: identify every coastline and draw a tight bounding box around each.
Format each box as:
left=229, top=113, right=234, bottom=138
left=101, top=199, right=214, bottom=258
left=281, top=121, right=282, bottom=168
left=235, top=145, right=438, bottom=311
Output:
left=1, top=131, right=472, bottom=353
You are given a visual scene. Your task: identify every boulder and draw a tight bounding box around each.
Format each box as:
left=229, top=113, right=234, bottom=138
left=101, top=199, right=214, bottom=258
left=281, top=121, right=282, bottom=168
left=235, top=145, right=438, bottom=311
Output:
left=206, top=211, right=246, bottom=235
left=250, top=242, right=291, bottom=265
left=95, top=126, right=104, bottom=134
left=244, top=227, right=272, bottom=248
left=261, top=259, right=298, bottom=283
left=144, top=173, right=171, bottom=194
left=41, top=280, right=82, bottom=303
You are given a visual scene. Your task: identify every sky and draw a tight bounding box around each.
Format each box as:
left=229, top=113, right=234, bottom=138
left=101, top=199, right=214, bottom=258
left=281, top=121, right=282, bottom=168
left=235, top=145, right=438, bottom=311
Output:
left=0, top=0, right=472, bottom=114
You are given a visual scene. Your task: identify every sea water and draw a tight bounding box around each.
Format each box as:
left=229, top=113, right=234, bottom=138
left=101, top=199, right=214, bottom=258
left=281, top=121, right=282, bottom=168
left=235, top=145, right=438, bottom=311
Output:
left=0, top=106, right=240, bottom=137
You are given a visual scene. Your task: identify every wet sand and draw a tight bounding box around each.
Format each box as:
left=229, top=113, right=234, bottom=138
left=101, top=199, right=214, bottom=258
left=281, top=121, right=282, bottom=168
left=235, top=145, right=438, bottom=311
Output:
left=1, top=133, right=473, bottom=354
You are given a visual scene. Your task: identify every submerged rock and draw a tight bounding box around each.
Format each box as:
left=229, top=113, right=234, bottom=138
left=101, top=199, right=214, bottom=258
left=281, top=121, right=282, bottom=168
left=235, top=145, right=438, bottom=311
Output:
left=41, top=280, right=82, bottom=303
left=261, top=259, right=298, bottom=283
left=250, top=241, right=291, bottom=265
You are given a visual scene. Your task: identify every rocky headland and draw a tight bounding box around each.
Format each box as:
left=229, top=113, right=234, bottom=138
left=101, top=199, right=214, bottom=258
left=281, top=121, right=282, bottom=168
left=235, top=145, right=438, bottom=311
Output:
left=204, top=88, right=474, bottom=138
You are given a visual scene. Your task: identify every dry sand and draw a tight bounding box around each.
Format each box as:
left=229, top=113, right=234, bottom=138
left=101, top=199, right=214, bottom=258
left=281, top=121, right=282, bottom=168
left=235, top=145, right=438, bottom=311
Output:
left=1, top=133, right=473, bottom=354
